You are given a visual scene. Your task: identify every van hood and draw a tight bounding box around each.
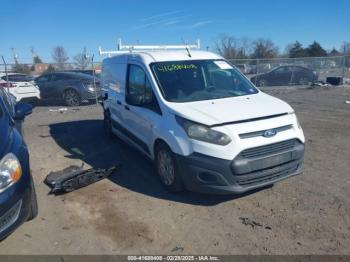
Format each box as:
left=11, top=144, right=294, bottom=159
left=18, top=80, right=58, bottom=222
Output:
left=166, top=92, right=293, bottom=126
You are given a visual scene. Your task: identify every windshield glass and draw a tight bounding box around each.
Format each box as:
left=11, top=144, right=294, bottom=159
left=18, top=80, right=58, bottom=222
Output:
left=151, top=60, right=258, bottom=102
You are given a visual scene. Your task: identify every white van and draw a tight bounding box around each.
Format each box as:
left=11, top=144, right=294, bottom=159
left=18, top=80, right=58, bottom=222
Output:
left=101, top=49, right=305, bottom=194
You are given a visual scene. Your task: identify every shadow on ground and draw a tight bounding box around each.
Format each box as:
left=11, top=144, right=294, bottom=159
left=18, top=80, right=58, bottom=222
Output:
left=49, top=120, right=269, bottom=206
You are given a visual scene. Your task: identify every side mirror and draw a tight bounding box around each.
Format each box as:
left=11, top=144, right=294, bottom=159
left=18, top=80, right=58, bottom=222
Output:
left=13, top=102, right=33, bottom=120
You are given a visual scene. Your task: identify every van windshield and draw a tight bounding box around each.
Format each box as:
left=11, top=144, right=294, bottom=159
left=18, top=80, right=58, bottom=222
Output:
left=151, top=60, right=258, bottom=102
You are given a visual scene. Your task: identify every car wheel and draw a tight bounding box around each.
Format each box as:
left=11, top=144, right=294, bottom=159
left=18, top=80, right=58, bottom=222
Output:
left=27, top=178, right=38, bottom=221
left=257, top=79, right=267, bottom=87
left=155, top=143, right=184, bottom=192
left=103, top=110, right=115, bottom=139
left=64, top=89, right=80, bottom=106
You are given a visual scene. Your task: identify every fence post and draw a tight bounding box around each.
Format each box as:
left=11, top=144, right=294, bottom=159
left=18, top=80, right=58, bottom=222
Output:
left=1, top=56, right=10, bottom=93
left=255, top=59, right=259, bottom=85
left=343, top=55, right=346, bottom=81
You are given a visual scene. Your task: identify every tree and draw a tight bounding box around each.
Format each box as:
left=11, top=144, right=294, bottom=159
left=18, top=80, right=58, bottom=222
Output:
left=287, top=41, right=307, bottom=58
left=216, top=35, right=251, bottom=59
left=73, top=48, right=90, bottom=69
left=250, top=38, right=278, bottom=59
left=329, top=48, right=340, bottom=56
left=33, top=55, right=43, bottom=64
left=306, top=41, right=327, bottom=57
left=52, top=46, right=69, bottom=70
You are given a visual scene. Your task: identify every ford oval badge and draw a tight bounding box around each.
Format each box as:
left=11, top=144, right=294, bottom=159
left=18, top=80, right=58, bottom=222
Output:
left=263, top=129, right=277, bottom=138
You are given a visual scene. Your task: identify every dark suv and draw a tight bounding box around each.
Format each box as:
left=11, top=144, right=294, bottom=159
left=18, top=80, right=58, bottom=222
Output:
left=0, top=88, right=38, bottom=240
left=35, top=72, right=101, bottom=106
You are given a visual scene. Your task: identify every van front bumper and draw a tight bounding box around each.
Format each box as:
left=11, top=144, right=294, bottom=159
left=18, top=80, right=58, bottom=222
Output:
left=175, top=139, right=305, bottom=195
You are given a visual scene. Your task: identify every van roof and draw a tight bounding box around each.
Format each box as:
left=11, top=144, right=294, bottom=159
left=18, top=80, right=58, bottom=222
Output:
left=102, top=50, right=222, bottom=65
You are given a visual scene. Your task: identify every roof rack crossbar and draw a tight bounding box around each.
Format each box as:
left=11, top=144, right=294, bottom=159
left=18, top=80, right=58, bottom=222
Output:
left=99, top=39, right=200, bottom=56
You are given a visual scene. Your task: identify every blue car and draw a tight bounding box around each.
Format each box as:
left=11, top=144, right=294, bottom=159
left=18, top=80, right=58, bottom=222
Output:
left=0, top=87, right=38, bottom=240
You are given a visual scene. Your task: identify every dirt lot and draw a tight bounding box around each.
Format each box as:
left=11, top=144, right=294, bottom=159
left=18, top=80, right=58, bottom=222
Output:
left=1, top=86, right=350, bottom=254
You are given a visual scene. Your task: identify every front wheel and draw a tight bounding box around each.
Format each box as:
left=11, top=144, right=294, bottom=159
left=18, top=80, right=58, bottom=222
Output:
left=155, top=143, right=184, bottom=192
left=64, top=89, right=80, bottom=106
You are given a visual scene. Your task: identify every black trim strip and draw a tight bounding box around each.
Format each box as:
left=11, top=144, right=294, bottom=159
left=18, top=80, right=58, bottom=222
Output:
left=239, top=124, right=293, bottom=139
left=210, top=113, right=288, bottom=127
left=111, top=119, right=150, bottom=154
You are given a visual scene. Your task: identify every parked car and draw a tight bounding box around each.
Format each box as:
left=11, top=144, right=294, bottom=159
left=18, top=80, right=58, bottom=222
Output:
left=101, top=49, right=305, bottom=195
left=0, top=88, right=38, bottom=240
left=251, top=65, right=318, bottom=87
left=0, top=73, right=40, bottom=102
left=34, top=72, right=101, bottom=106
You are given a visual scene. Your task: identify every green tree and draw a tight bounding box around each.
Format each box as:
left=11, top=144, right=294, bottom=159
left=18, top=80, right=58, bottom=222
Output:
left=287, top=41, right=307, bottom=58
left=33, top=55, right=43, bottom=64
left=306, top=41, right=327, bottom=57
left=329, top=48, right=340, bottom=56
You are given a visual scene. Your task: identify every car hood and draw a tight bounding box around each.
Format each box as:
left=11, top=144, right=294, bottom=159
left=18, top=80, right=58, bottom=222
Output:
left=165, top=92, right=293, bottom=126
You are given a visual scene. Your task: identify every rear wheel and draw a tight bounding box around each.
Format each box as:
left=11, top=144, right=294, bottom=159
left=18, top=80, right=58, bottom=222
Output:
left=155, top=143, right=184, bottom=192
left=64, top=89, right=80, bottom=106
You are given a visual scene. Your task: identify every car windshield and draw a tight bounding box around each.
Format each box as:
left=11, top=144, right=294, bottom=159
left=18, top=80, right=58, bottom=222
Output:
left=151, top=60, right=258, bottom=102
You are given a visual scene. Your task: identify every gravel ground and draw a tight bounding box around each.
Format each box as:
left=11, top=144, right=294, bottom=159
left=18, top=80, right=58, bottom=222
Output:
left=0, top=86, right=349, bottom=254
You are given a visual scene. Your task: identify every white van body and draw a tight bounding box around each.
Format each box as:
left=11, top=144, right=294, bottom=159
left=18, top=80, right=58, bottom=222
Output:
left=101, top=50, right=305, bottom=194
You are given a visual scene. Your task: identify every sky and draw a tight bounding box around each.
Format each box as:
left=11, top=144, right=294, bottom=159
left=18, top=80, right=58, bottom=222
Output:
left=0, top=0, right=349, bottom=63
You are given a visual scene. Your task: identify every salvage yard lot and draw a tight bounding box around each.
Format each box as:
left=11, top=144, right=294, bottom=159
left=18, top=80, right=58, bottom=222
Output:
left=1, top=86, right=350, bottom=254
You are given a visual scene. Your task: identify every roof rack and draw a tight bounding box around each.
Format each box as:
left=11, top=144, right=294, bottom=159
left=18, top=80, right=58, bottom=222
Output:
left=99, top=39, right=200, bottom=56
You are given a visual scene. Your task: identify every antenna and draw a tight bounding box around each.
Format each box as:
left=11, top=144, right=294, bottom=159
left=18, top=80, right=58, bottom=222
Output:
left=99, top=39, right=201, bottom=56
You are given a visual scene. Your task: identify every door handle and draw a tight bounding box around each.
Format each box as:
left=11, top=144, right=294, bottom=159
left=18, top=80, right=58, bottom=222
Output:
left=124, top=105, right=130, bottom=110
left=117, top=100, right=122, bottom=105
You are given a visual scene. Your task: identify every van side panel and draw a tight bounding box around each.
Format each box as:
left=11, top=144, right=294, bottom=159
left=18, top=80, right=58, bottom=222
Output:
left=102, top=59, right=127, bottom=127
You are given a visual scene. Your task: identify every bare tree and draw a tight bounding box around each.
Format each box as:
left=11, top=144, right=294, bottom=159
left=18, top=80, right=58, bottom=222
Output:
left=73, top=48, right=90, bottom=70
left=251, top=38, right=279, bottom=59
left=216, top=34, right=251, bottom=59
left=52, top=46, right=69, bottom=70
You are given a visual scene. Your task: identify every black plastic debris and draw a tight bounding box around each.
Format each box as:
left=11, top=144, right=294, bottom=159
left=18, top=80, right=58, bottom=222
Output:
left=44, top=165, right=119, bottom=194
left=239, top=217, right=263, bottom=228
left=326, top=77, right=343, bottom=86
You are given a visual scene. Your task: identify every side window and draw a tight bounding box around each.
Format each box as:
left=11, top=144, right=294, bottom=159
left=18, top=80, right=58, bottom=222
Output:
left=36, top=75, right=50, bottom=82
left=127, top=65, right=152, bottom=101
left=127, top=64, right=160, bottom=113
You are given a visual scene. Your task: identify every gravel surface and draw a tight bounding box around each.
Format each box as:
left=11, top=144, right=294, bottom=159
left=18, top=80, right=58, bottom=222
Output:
left=1, top=86, right=349, bottom=254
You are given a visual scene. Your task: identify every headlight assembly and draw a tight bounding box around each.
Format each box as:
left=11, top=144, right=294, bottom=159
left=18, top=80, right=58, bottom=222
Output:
left=0, top=153, right=22, bottom=193
left=175, top=115, right=231, bottom=145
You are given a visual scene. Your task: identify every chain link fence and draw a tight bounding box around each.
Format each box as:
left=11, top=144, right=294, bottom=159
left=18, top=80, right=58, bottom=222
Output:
left=1, top=56, right=350, bottom=87
left=230, top=56, right=350, bottom=87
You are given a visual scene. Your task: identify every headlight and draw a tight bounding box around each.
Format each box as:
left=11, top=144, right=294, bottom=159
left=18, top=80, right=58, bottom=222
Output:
left=175, top=115, right=231, bottom=145
left=0, top=153, right=22, bottom=193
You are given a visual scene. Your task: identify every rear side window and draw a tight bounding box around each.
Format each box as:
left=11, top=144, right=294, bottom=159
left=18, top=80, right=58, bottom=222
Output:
left=36, top=75, right=50, bottom=82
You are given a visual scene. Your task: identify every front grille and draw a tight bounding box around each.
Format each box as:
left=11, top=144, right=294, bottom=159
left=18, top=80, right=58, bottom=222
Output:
left=235, top=160, right=300, bottom=186
left=239, top=139, right=298, bottom=158
left=0, top=200, right=22, bottom=233
left=239, top=125, right=293, bottom=139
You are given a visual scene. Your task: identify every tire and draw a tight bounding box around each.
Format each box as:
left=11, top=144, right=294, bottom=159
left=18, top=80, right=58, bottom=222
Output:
left=63, top=89, right=80, bottom=106
left=155, top=142, right=184, bottom=192
left=27, top=178, right=38, bottom=221
left=103, top=110, right=115, bottom=139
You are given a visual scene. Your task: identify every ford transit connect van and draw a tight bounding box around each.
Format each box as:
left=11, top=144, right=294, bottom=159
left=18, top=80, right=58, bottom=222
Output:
left=101, top=49, right=305, bottom=194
